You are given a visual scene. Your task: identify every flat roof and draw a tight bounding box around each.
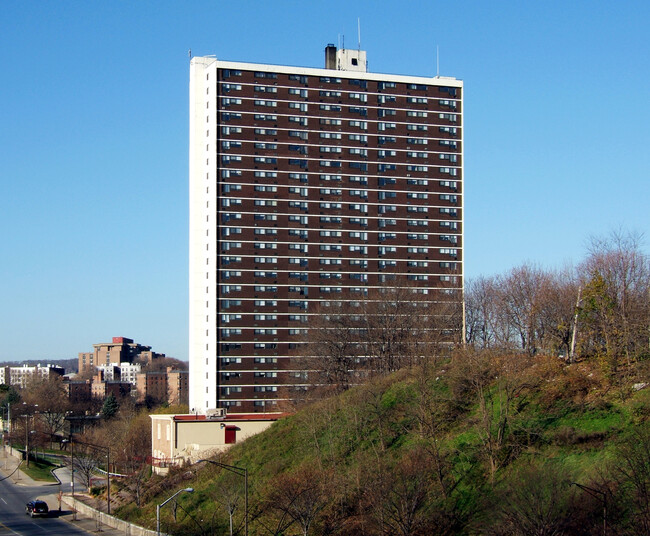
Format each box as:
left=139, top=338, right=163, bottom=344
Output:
left=192, top=56, right=462, bottom=88
left=151, top=413, right=288, bottom=422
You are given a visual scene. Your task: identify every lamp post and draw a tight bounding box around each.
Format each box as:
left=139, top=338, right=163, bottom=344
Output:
left=198, top=459, right=248, bottom=536
left=21, top=415, right=35, bottom=468
left=25, top=418, right=29, bottom=467
left=156, top=487, right=194, bottom=536
left=0, top=406, right=5, bottom=450
left=61, top=437, right=77, bottom=521
left=19, top=404, right=38, bottom=467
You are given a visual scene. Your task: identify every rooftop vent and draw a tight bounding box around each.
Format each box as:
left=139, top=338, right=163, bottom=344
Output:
left=206, top=407, right=227, bottom=419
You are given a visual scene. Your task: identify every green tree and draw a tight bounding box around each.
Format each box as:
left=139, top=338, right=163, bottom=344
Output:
left=0, top=384, right=20, bottom=406
left=101, top=393, right=119, bottom=420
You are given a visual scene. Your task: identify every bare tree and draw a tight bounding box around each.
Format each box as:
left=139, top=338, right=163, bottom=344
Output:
left=490, top=459, right=577, bottom=536
left=359, top=285, right=431, bottom=373
left=21, top=376, right=70, bottom=447
left=613, top=425, right=650, bottom=534
left=129, top=463, right=150, bottom=508
left=464, top=275, right=501, bottom=348
left=265, top=466, right=329, bottom=536
left=73, top=443, right=100, bottom=492
left=537, top=268, right=579, bottom=358
left=450, top=348, right=539, bottom=483
left=578, top=230, right=650, bottom=371
left=304, top=283, right=462, bottom=394
left=138, top=356, right=188, bottom=372
left=466, top=265, right=584, bottom=359
left=363, top=448, right=437, bottom=536
left=305, top=301, right=363, bottom=394
left=213, top=471, right=245, bottom=536
left=84, top=407, right=151, bottom=479
left=496, top=264, right=555, bottom=355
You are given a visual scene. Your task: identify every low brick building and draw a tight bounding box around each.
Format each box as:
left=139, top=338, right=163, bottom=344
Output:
left=150, top=411, right=284, bottom=466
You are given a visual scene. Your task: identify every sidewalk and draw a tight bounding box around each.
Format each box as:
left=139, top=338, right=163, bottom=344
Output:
left=0, top=447, right=135, bottom=536
left=0, top=445, right=42, bottom=486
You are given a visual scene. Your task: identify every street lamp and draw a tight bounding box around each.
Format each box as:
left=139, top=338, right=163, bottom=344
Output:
left=21, top=415, right=36, bottom=468
left=198, top=459, right=248, bottom=536
left=156, top=487, right=194, bottom=536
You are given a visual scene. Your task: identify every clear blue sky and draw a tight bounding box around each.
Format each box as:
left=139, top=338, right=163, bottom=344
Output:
left=1, top=1, right=648, bottom=362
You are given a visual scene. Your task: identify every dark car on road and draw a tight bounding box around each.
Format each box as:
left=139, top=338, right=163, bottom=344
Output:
left=25, top=500, right=49, bottom=517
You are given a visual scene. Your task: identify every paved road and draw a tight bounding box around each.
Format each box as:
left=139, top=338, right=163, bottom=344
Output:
left=0, top=474, right=92, bottom=536
left=0, top=449, right=125, bottom=536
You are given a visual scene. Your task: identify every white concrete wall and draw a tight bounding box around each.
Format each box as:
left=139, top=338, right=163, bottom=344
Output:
left=336, top=48, right=367, bottom=72
left=189, top=57, right=219, bottom=412
left=63, top=497, right=158, bottom=536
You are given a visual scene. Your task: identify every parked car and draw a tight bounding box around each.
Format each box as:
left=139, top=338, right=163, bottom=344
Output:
left=25, top=500, right=49, bottom=517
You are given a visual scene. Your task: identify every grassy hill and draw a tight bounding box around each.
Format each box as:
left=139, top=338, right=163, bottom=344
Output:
left=116, top=352, right=650, bottom=535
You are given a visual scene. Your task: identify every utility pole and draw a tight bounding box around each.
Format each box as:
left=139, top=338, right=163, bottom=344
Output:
left=22, top=415, right=32, bottom=468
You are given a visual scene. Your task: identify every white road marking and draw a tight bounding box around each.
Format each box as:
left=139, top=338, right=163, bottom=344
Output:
left=0, top=521, right=23, bottom=535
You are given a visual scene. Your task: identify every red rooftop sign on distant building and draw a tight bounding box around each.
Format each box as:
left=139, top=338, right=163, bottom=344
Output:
left=112, top=337, right=133, bottom=344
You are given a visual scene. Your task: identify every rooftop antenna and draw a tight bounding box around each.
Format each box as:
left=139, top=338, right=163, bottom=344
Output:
left=436, top=45, right=440, bottom=77
left=188, top=48, right=192, bottom=60
left=358, top=18, right=361, bottom=51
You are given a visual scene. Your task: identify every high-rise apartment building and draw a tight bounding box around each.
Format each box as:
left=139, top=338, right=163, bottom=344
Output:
left=189, top=46, right=463, bottom=413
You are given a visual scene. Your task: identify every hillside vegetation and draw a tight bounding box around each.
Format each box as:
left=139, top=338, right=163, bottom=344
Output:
left=117, top=351, right=650, bottom=535
left=113, top=232, right=649, bottom=534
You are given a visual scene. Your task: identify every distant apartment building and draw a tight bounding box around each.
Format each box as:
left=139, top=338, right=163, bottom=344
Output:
left=78, top=336, right=167, bottom=373
left=63, top=381, right=92, bottom=404
left=136, top=371, right=168, bottom=404
left=0, top=364, right=64, bottom=389
left=119, top=362, right=142, bottom=384
left=135, top=367, right=189, bottom=406
left=91, top=379, right=132, bottom=400
left=167, top=369, right=190, bottom=406
left=96, top=362, right=142, bottom=384
left=63, top=361, right=186, bottom=406
left=96, top=364, right=121, bottom=381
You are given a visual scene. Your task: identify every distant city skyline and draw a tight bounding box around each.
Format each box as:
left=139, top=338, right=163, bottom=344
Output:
left=2, top=1, right=649, bottom=362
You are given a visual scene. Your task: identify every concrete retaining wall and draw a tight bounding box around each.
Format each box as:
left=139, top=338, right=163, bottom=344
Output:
left=8, top=446, right=24, bottom=459
left=62, top=497, right=158, bottom=536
